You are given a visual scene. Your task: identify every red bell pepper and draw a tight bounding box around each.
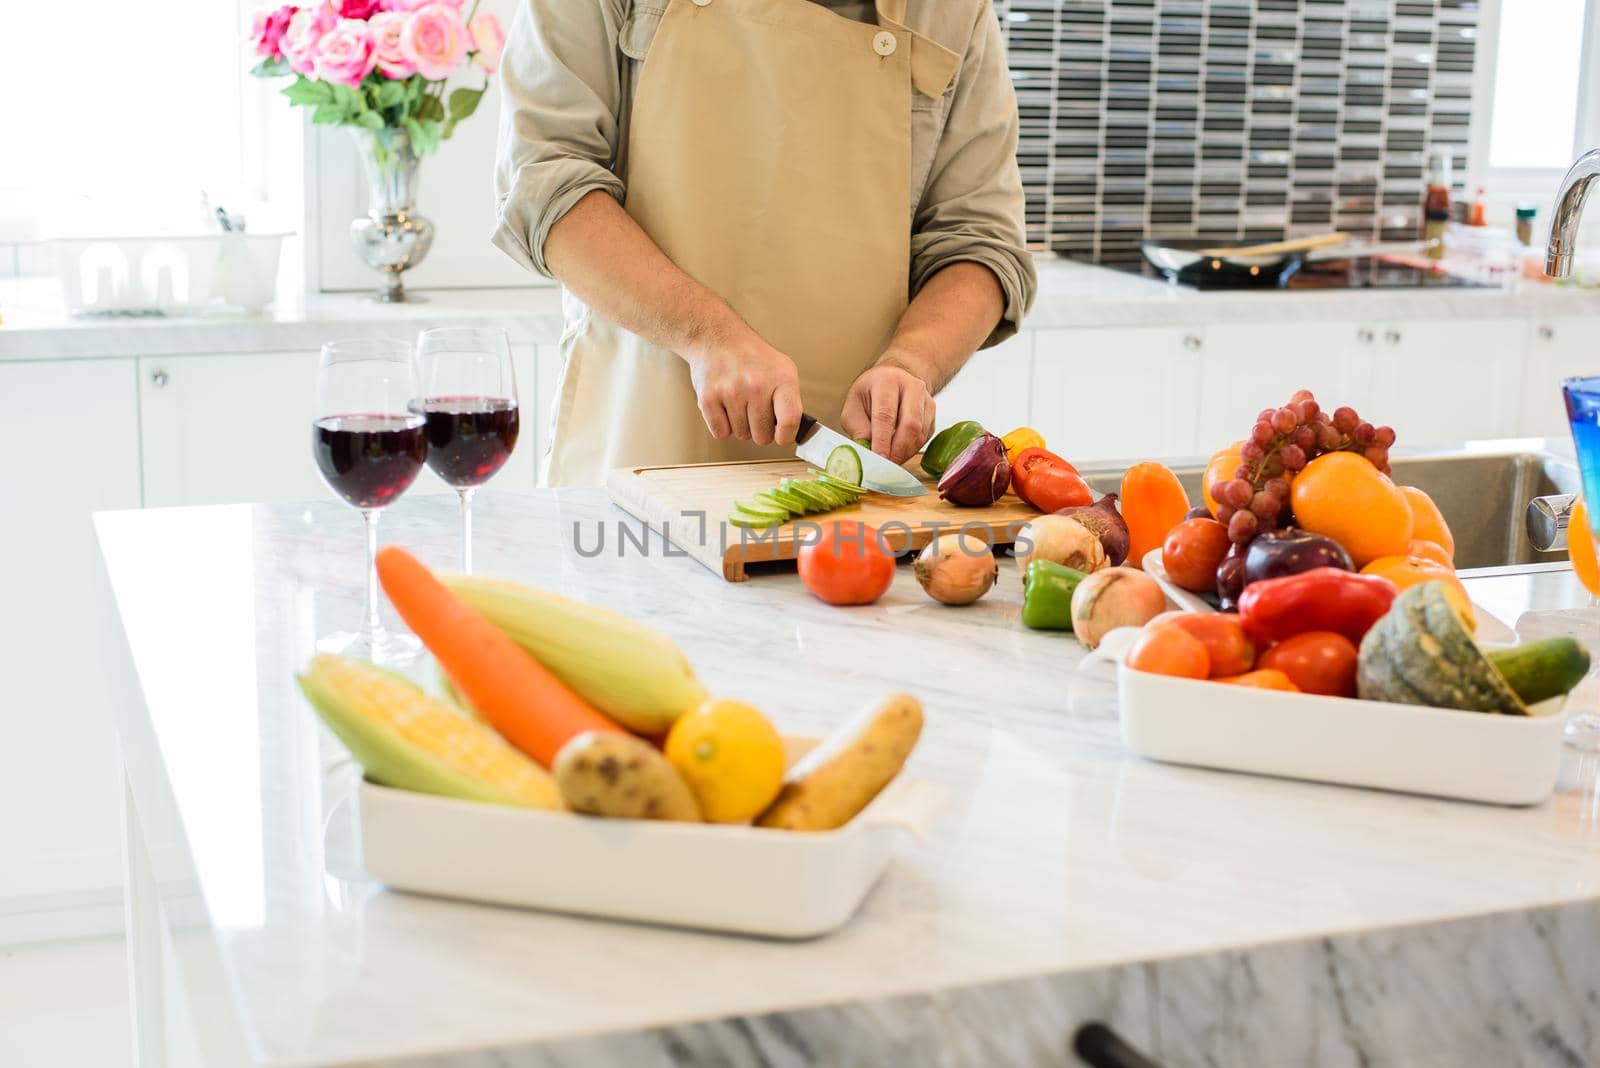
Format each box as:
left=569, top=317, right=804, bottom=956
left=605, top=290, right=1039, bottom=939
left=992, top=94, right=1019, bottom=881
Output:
left=1236, top=567, right=1398, bottom=646
left=1011, top=447, right=1090, bottom=512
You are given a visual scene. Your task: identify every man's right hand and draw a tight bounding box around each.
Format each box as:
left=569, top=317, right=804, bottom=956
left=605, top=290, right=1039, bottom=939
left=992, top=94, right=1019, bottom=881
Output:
left=685, top=325, right=803, bottom=447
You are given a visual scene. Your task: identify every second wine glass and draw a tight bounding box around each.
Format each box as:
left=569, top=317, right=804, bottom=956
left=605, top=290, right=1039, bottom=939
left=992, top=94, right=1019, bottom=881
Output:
left=412, top=327, right=520, bottom=573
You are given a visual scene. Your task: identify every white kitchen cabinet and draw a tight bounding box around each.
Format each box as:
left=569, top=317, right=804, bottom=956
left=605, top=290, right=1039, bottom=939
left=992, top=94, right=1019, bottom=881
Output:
left=0, top=359, right=141, bottom=932
left=932, top=332, right=1032, bottom=439
left=1368, top=319, right=1524, bottom=447
left=1521, top=317, right=1600, bottom=438
left=1198, top=320, right=1377, bottom=446
left=1030, top=326, right=1204, bottom=462
left=139, top=348, right=538, bottom=508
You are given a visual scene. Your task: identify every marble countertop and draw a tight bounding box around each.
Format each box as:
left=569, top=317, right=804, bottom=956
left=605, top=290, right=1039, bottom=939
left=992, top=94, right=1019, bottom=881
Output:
left=13, top=258, right=1600, bottom=361
left=96, top=487, right=1600, bottom=1067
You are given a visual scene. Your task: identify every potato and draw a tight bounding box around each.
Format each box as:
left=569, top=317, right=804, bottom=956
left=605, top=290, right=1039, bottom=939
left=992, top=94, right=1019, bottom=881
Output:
left=553, top=732, right=701, bottom=822
left=756, top=694, right=923, bottom=832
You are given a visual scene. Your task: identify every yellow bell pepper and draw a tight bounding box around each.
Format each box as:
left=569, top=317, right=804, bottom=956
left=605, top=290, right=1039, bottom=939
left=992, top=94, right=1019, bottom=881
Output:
left=1001, top=427, right=1045, bottom=466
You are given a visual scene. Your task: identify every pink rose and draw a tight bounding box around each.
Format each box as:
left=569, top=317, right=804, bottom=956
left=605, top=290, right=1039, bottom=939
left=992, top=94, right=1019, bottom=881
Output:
left=281, top=1, right=337, bottom=76
left=384, top=0, right=462, bottom=10
left=368, top=11, right=414, bottom=78
left=314, top=18, right=379, bottom=87
left=338, top=0, right=382, bottom=17
left=399, top=4, right=468, bottom=80
left=468, top=12, right=504, bottom=74
left=251, top=4, right=296, bottom=59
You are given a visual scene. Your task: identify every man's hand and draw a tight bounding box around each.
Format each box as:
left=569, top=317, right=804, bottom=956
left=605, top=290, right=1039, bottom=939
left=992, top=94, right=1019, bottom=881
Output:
left=840, top=356, right=936, bottom=463
left=684, top=323, right=803, bottom=446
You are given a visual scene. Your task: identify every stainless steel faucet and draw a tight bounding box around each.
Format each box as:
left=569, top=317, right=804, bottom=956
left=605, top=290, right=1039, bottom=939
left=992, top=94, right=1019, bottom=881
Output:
left=1547, top=148, right=1600, bottom=276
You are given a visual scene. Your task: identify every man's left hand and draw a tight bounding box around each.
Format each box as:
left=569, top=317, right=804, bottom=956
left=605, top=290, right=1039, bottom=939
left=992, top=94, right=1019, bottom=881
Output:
left=840, top=356, right=936, bottom=463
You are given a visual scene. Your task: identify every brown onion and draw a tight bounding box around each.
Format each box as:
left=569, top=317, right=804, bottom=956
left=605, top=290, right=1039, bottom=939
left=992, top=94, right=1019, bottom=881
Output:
left=937, top=433, right=1010, bottom=507
left=1070, top=567, right=1168, bottom=650
left=1055, top=493, right=1130, bottom=566
left=1015, top=514, right=1107, bottom=576
left=914, top=533, right=998, bottom=605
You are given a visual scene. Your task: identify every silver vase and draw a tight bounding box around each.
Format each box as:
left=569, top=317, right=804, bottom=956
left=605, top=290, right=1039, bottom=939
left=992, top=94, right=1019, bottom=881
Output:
left=349, top=127, right=435, bottom=303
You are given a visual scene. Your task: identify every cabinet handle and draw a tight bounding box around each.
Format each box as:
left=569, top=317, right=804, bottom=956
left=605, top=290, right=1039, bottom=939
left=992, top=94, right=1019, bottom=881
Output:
left=1357, top=327, right=1375, bottom=344
left=1182, top=334, right=1202, bottom=351
left=1383, top=328, right=1402, bottom=345
left=1073, top=1023, right=1167, bottom=1068
left=1538, top=324, right=1555, bottom=341
left=150, top=369, right=169, bottom=388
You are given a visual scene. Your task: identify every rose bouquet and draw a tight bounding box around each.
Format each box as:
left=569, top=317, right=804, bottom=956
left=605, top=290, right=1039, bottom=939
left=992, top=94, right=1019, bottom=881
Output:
left=249, top=0, right=504, bottom=157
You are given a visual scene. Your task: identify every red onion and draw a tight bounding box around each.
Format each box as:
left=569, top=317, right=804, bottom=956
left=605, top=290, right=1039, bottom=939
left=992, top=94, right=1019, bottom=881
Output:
left=936, top=433, right=1010, bottom=507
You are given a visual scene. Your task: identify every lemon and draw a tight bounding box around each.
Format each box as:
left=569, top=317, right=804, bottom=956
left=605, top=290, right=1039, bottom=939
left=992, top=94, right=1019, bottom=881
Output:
left=664, top=699, right=786, bottom=824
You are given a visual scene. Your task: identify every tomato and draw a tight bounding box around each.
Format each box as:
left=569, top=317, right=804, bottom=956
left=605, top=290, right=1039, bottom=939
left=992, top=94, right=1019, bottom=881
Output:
left=1216, top=668, right=1299, bottom=691
left=1166, top=613, right=1255, bottom=677
left=1162, top=518, right=1231, bottom=592
left=1124, top=624, right=1210, bottom=679
left=1010, top=447, right=1091, bottom=512
left=1257, top=631, right=1358, bottom=697
left=798, top=521, right=896, bottom=606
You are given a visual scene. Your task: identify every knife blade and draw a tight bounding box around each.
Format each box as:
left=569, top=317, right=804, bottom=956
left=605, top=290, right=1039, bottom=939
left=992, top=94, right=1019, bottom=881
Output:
left=793, top=413, right=927, bottom=496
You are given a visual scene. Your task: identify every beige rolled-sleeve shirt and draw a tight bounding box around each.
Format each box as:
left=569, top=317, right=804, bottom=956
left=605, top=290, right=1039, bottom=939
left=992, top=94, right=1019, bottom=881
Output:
left=492, top=0, right=1036, bottom=346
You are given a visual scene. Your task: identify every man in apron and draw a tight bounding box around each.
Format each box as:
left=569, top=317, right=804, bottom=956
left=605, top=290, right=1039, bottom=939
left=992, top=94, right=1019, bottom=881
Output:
left=493, top=0, right=1035, bottom=486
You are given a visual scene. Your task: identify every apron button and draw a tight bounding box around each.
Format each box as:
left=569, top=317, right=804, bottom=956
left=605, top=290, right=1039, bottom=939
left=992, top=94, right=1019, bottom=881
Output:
left=691, top=0, right=711, bottom=6
left=872, top=30, right=897, bottom=56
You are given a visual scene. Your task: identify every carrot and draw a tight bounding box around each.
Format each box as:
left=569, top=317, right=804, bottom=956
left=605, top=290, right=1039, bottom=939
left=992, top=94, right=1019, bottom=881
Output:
left=375, top=547, right=623, bottom=767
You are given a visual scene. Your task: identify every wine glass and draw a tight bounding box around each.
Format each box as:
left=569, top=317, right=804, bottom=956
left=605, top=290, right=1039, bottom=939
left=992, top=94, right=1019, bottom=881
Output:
left=1562, top=376, right=1600, bottom=748
left=312, top=337, right=427, bottom=663
left=411, top=327, right=520, bottom=574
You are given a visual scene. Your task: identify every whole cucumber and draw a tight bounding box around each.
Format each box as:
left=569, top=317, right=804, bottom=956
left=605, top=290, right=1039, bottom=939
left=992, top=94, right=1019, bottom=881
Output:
left=1486, top=637, right=1591, bottom=706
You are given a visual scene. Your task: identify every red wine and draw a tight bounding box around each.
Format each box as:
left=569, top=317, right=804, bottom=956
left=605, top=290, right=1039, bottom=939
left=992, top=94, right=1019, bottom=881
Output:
left=312, top=413, right=426, bottom=509
left=412, top=396, right=520, bottom=488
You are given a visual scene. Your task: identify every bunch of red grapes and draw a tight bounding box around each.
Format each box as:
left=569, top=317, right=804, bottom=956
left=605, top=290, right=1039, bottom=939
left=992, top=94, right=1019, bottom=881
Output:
left=1212, top=389, right=1396, bottom=545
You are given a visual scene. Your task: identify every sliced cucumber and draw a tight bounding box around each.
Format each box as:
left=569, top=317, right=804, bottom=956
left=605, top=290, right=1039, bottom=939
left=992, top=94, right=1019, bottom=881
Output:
left=809, top=470, right=869, bottom=496
left=728, top=512, right=781, bottom=529
left=767, top=486, right=812, bottom=513
left=825, top=444, right=865, bottom=486
left=733, top=503, right=787, bottom=522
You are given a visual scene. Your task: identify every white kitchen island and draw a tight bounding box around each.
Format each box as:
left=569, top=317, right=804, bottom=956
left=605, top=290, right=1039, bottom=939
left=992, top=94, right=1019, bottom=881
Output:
left=97, top=488, right=1600, bottom=1068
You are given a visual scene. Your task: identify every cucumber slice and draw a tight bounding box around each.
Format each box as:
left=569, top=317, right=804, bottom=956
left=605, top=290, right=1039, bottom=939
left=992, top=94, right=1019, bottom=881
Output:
left=785, top=481, right=835, bottom=512
left=751, top=492, right=798, bottom=518
left=768, top=487, right=813, bottom=514
left=826, top=445, right=864, bottom=486
left=733, top=502, right=787, bottom=522
left=810, top=470, right=869, bottom=496
left=728, top=512, right=781, bottom=529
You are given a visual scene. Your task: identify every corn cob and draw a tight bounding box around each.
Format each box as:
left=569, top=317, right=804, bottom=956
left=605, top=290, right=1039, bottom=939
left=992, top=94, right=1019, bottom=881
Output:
left=299, top=654, right=563, bottom=809
left=443, top=576, right=707, bottom=736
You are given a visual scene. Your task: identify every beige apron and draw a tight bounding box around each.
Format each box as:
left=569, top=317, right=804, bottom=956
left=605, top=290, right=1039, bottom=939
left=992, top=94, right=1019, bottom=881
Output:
left=543, top=0, right=957, bottom=486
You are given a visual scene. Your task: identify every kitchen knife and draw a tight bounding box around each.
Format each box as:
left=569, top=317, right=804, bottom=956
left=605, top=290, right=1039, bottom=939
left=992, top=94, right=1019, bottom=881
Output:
left=794, top=413, right=927, bottom=497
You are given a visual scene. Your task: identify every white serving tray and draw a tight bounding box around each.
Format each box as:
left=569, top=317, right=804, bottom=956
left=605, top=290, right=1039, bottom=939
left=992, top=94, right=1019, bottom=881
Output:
left=1117, top=662, right=1567, bottom=805
left=358, top=768, right=946, bottom=939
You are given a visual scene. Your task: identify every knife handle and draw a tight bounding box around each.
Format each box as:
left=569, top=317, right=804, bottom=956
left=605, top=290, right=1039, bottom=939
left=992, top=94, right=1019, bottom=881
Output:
left=797, top=412, right=817, bottom=441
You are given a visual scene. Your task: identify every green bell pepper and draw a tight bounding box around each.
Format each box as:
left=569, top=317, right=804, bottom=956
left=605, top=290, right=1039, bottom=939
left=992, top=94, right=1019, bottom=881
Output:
left=920, top=420, right=986, bottom=479
left=1021, top=559, right=1086, bottom=631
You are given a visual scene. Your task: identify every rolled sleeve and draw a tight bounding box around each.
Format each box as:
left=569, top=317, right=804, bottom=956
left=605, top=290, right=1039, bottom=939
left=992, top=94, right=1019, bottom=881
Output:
left=909, top=4, right=1036, bottom=348
left=492, top=0, right=629, bottom=279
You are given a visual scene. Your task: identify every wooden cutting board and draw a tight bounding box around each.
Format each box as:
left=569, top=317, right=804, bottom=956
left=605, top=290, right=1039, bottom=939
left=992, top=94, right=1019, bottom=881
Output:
left=606, top=458, right=1043, bottom=581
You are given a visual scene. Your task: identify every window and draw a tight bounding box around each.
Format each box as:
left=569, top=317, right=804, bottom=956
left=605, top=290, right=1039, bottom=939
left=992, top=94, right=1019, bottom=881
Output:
left=1476, top=0, right=1600, bottom=217
left=0, top=2, right=300, bottom=249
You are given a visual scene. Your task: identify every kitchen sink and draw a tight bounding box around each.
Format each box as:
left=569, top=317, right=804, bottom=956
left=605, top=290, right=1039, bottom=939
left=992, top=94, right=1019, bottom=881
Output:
left=1078, top=449, right=1578, bottom=571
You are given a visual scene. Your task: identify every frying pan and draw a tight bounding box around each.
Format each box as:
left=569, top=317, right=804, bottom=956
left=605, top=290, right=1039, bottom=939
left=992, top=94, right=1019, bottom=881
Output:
left=1139, top=233, right=1436, bottom=289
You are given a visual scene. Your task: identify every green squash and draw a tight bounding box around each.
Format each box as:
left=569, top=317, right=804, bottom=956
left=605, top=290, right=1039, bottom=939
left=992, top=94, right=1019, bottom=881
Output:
left=1356, top=582, right=1527, bottom=715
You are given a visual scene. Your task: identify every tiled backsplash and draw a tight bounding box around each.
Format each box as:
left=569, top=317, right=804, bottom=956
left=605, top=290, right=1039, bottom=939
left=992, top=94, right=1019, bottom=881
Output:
left=998, top=0, right=1480, bottom=267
